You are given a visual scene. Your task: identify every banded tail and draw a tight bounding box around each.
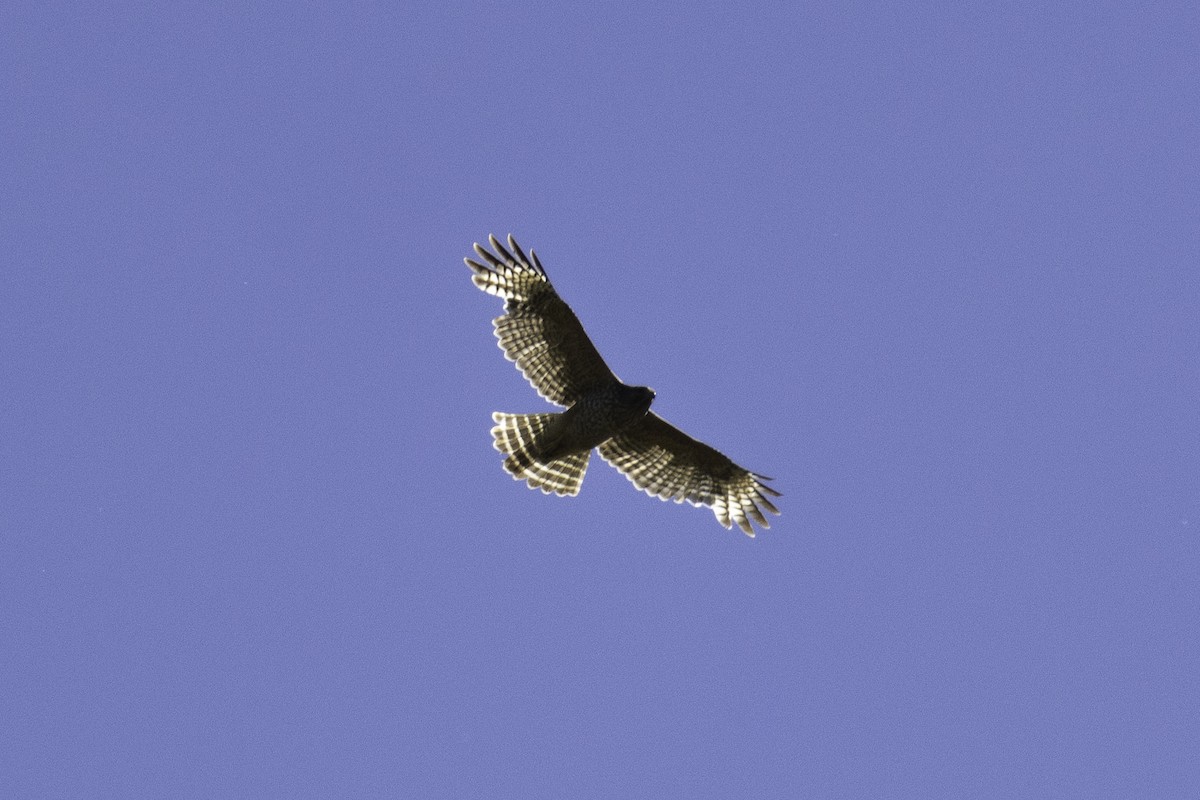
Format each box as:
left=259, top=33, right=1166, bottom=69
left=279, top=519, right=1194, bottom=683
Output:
left=490, top=412, right=590, bottom=496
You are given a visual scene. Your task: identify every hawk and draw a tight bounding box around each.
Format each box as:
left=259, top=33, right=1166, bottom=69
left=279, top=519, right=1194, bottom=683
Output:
left=466, top=234, right=780, bottom=536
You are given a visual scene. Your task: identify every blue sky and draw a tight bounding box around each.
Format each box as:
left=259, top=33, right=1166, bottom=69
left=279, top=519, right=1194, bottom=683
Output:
left=4, top=2, right=1198, bottom=797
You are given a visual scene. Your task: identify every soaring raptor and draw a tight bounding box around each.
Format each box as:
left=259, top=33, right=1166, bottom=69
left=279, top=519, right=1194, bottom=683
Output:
left=466, top=235, right=780, bottom=536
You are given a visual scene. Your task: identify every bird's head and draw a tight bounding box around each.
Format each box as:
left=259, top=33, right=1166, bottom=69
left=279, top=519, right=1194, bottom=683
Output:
left=619, top=384, right=655, bottom=414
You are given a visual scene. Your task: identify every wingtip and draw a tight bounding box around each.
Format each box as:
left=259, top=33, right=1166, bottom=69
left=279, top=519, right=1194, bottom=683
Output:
left=754, top=475, right=782, bottom=497
left=530, top=248, right=547, bottom=276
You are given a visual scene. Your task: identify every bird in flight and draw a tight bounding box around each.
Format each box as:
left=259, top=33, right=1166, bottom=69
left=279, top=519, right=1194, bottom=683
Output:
left=465, top=235, right=780, bottom=536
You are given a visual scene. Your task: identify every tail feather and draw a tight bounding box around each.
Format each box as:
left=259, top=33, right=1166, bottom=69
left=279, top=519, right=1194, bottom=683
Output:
left=490, top=412, right=589, bottom=496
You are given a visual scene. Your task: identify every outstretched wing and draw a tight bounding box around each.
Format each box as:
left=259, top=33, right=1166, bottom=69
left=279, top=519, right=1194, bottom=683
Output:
left=598, top=412, right=781, bottom=536
left=466, top=234, right=618, bottom=406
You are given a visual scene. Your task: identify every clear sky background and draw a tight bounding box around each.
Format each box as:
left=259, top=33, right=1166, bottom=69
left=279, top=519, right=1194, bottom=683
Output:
left=4, top=2, right=1198, bottom=797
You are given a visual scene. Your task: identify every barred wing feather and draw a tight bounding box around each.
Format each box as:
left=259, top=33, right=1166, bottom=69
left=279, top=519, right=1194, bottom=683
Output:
left=598, top=412, right=780, bottom=536
left=465, top=235, right=617, bottom=406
